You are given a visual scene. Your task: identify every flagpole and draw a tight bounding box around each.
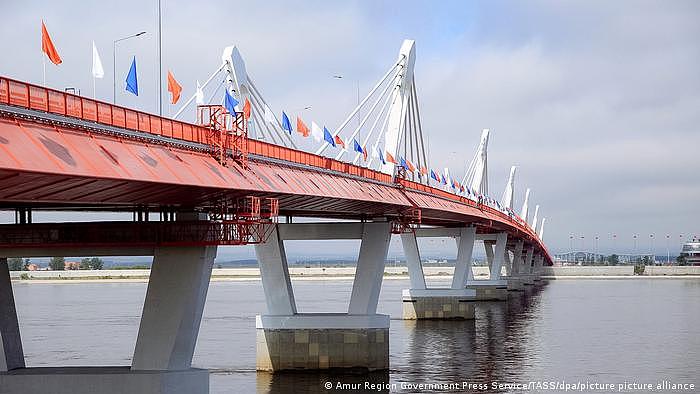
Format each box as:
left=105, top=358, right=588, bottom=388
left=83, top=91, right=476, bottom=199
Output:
left=93, top=76, right=96, bottom=99
left=42, top=56, right=46, bottom=86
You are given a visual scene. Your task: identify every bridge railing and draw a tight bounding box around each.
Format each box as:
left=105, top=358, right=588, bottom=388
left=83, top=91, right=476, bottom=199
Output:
left=0, top=76, right=210, bottom=146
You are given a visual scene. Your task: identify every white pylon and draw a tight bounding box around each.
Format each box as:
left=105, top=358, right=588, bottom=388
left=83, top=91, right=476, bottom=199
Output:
left=539, top=217, right=546, bottom=240
left=532, top=204, right=539, bottom=229
left=501, top=166, right=516, bottom=209
left=461, top=128, right=490, bottom=197
left=521, top=188, right=530, bottom=222
left=379, top=39, right=416, bottom=175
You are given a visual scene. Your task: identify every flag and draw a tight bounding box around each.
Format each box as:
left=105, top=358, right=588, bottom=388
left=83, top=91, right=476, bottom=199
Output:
left=91, top=41, right=104, bottom=78
left=353, top=139, right=364, bottom=154
left=243, top=98, right=251, bottom=119
left=224, top=89, right=239, bottom=115
left=125, top=57, right=138, bottom=96
left=297, top=117, right=310, bottom=137
left=378, top=148, right=386, bottom=165
left=406, top=159, right=415, bottom=172
left=41, top=21, right=62, bottom=65
left=334, top=135, right=345, bottom=149
left=281, top=112, right=293, bottom=134
left=311, top=121, right=323, bottom=142
left=430, top=170, right=439, bottom=181
left=195, top=80, right=204, bottom=105
left=420, top=167, right=427, bottom=176
left=264, top=105, right=275, bottom=123
left=386, top=152, right=397, bottom=164
left=362, top=145, right=368, bottom=161
left=441, top=175, right=447, bottom=185
left=323, top=127, right=336, bottom=147
left=167, top=70, right=182, bottom=104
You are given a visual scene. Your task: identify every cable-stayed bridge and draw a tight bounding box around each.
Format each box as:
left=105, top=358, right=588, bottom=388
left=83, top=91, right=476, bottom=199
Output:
left=0, top=40, right=551, bottom=393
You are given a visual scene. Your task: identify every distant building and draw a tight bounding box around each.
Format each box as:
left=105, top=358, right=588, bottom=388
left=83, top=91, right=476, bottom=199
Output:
left=27, top=264, right=39, bottom=271
left=65, top=261, right=80, bottom=270
left=680, top=238, right=700, bottom=265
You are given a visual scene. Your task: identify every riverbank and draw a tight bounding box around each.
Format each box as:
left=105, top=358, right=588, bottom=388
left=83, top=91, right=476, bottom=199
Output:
left=8, top=265, right=700, bottom=283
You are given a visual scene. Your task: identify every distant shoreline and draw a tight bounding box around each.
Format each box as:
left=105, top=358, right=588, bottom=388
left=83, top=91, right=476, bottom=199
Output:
left=8, top=266, right=700, bottom=283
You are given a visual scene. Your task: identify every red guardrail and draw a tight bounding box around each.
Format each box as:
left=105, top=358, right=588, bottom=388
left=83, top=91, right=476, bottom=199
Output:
left=0, top=76, right=548, bottom=260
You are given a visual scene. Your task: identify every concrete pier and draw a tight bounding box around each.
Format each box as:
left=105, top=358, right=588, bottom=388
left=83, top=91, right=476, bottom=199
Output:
left=255, top=222, right=392, bottom=371
left=255, top=314, right=388, bottom=371
left=466, top=280, right=509, bottom=301
left=0, top=214, right=216, bottom=394
left=402, top=289, right=476, bottom=320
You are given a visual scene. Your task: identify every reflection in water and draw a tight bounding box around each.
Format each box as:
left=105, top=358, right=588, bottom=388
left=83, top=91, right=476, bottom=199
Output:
left=257, top=370, right=390, bottom=394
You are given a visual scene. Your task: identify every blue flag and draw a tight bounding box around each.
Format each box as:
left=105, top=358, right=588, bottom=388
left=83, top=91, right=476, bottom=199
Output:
left=323, top=127, right=336, bottom=147
left=281, top=112, right=292, bottom=134
left=224, top=90, right=239, bottom=115
left=378, top=148, right=386, bottom=165
left=353, top=139, right=363, bottom=153
left=400, top=157, right=407, bottom=169
left=125, top=57, right=138, bottom=96
left=430, top=170, right=439, bottom=181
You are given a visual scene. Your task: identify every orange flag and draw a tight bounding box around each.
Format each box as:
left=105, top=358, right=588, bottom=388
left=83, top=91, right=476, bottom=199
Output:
left=406, top=159, right=416, bottom=172
left=386, top=151, right=397, bottom=164
left=167, top=70, right=182, bottom=104
left=334, top=135, right=345, bottom=149
left=243, top=98, right=251, bottom=119
left=420, top=166, right=428, bottom=176
left=362, top=145, right=368, bottom=161
left=296, top=117, right=310, bottom=137
left=41, top=21, right=62, bottom=65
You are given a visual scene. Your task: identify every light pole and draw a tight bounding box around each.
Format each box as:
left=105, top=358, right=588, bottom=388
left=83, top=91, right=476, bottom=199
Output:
left=666, top=234, right=670, bottom=265
left=594, top=236, right=599, bottom=263
left=649, top=234, right=655, bottom=265
left=113, top=31, right=147, bottom=104
left=633, top=234, right=638, bottom=263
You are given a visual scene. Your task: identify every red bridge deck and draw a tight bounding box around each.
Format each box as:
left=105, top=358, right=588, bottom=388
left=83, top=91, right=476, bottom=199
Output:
left=0, top=76, right=551, bottom=263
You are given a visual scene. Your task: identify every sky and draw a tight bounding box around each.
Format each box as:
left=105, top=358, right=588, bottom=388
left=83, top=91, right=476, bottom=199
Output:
left=1, top=0, right=699, bottom=258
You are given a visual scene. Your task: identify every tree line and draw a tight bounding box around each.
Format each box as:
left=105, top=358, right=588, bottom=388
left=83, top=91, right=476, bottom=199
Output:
left=7, top=257, right=104, bottom=271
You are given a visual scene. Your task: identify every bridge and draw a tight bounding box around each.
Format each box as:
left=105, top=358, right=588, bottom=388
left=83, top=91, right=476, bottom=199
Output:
left=0, top=40, right=551, bottom=393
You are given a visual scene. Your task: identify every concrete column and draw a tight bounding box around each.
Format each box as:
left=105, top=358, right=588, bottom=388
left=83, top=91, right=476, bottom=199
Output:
left=1, top=258, right=24, bottom=371
left=451, top=227, right=476, bottom=289
left=349, top=222, right=392, bottom=315
left=525, top=248, right=534, bottom=274
left=131, top=245, right=217, bottom=370
left=488, top=233, right=508, bottom=280
left=503, top=250, right=512, bottom=276
left=511, top=241, right=524, bottom=275
left=401, top=232, right=426, bottom=290
left=255, top=225, right=297, bottom=315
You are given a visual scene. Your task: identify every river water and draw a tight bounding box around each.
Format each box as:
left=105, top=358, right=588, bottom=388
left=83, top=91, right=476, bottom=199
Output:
left=11, top=278, right=700, bottom=393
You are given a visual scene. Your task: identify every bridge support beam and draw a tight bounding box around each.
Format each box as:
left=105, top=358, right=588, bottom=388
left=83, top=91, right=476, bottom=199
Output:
left=1, top=214, right=214, bottom=394
left=1, top=258, right=24, bottom=372
left=520, top=247, right=536, bottom=286
left=401, top=228, right=477, bottom=320
left=467, top=232, right=509, bottom=301
left=505, top=241, right=526, bottom=291
left=255, top=222, right=391, bottom=372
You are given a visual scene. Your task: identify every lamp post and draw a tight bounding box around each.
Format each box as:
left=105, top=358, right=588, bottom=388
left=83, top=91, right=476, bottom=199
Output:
left=113, top=31, right=147, bottom=104
left=649, top=234, right=655, bottom=265
left=666, top=234, right=670, bottom=265
left=633, top=234, right=638, bottom=263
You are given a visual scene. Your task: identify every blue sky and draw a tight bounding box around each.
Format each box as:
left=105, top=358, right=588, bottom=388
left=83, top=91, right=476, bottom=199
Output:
left=1, top=0, right=699, bottom=258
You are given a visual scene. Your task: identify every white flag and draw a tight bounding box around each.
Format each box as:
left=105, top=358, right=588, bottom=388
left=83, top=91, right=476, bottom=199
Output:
left=195, top=80, right=204, bottom=105
left=264, top=104, right=275, bottom=123
left=311, top=121, right=323, bottom=142
left=91, top=41, right=104, bottom=79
